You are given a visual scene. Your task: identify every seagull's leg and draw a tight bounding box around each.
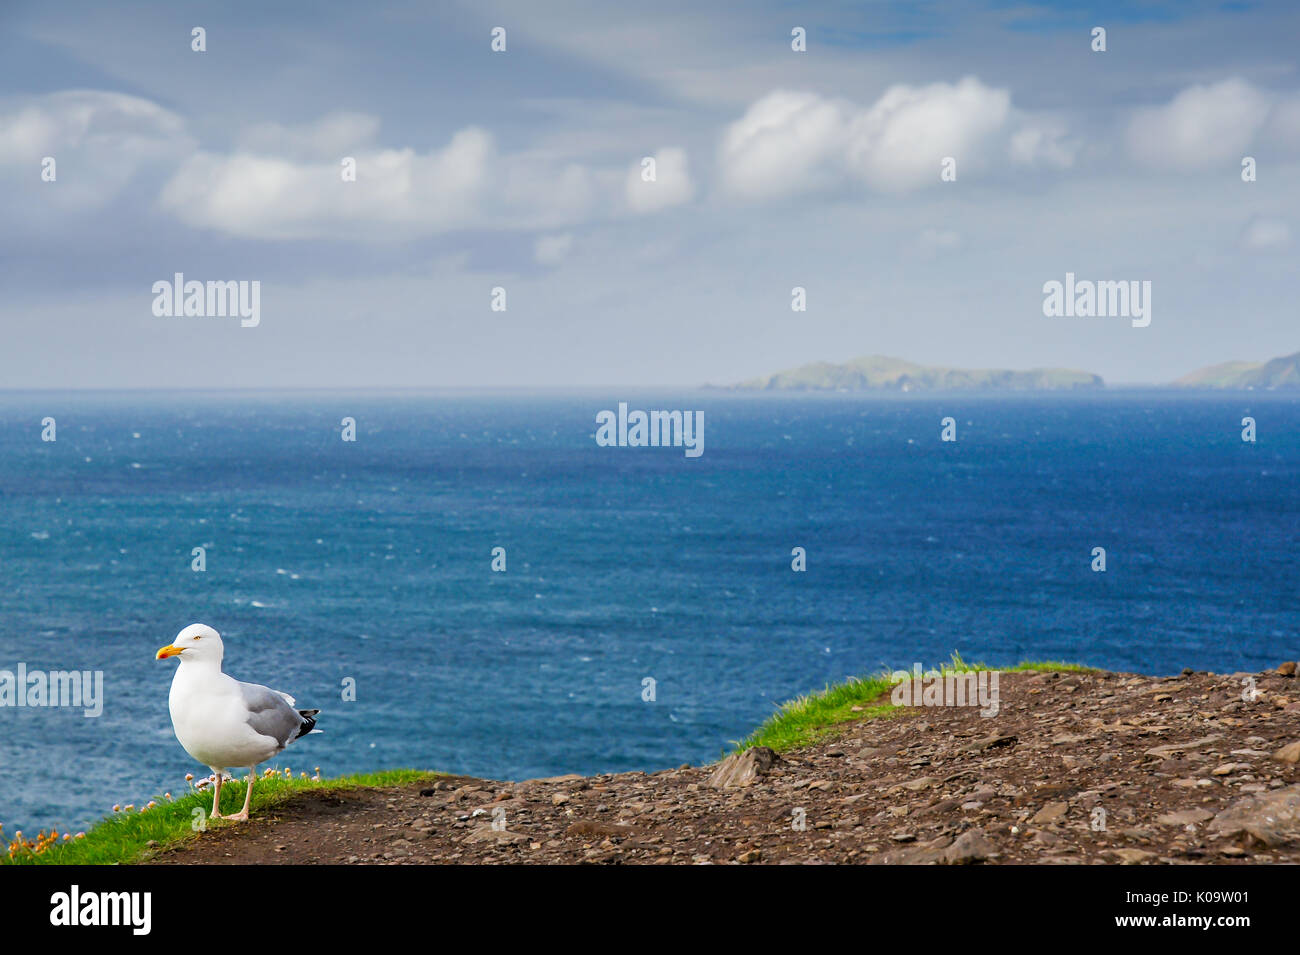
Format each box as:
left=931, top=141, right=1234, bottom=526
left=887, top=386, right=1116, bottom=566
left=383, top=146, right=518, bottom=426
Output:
left=210, top=772, right=224, bottom=820
left=228, top=767, right=255, bottom=822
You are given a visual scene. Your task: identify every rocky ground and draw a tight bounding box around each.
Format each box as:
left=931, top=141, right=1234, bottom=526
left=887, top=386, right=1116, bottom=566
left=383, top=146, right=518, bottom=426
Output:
left=151, top=665, right=1300, bottom=865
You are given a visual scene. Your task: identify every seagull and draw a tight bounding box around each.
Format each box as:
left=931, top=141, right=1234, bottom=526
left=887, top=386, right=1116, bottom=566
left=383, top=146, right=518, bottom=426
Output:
left=156, top=624, right=319, bottom=822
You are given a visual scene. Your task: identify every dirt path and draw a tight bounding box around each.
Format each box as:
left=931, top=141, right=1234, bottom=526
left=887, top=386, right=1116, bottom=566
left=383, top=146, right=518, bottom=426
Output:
left=149, top=667, right=1300, bottom=864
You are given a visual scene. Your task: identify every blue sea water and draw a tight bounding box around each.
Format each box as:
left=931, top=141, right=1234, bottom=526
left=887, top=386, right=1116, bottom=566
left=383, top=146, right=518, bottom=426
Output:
left=0, top=390, right=1296, bottom=837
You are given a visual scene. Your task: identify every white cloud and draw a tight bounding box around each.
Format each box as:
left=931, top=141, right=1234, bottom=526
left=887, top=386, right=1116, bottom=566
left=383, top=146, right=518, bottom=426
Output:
left=159, top=129, right=488, bottom=239
left=0, top=90, right=192, bottom=210
left=160, top=114, right=695, bottom=238
left=1127, top=78, right=1272, bottom=169
left=158, top=124, right=621, bottom=239
left=718, top=77, right=1056, bottom=199
left=0, top=89, right=186, bottom=162
left=718, top=90, right=850, bottom=199
left=625, top=147, right=695, bottom=212
left=845, top=77, right=1011, bottom=190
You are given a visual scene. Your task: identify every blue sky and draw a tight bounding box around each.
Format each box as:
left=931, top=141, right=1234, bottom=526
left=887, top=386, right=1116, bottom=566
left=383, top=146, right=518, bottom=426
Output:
left=1, top=0, right=1297, bottom=387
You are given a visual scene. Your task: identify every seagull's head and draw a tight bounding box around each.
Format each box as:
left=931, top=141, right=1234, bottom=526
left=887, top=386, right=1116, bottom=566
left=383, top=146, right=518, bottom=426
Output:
left=156, top=623, right=224, bottom=665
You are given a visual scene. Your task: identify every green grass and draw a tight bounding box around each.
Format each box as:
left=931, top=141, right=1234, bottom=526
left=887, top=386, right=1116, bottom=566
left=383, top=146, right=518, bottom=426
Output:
left=3, top=768, right=438, bottom=866
left=734, top=654, right=1095, bottom=754
left=1005, top=660, right=1095, bottom=674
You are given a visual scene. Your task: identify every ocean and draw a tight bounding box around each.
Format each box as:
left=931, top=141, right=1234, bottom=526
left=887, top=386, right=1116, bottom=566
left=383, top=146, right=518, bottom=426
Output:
left=0, top=390, right=1296, bottom=836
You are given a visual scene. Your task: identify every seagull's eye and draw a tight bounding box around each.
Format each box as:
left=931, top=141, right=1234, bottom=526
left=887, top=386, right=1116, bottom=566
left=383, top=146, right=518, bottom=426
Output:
left=193, top=636, right=201, bottom=641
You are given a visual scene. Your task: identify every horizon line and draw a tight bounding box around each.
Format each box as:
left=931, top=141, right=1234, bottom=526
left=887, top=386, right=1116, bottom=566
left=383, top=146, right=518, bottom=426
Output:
left=0, top=383, right=1286, bottom=395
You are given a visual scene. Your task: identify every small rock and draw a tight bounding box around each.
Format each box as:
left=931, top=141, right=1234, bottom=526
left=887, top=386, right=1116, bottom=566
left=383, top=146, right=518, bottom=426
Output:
left=1157, top=808, right=1215, bottom=826
left=1030, top=802, right=1069, bottom=825
left=962, top=733, right=1017, bottom=754
left=1271, top=741, right=1300, bottom=765
left=707, top=747, right=783, bottom=789
left=1212, top=763, right=1252, bottom=776
left=1209, top=784, right=1300, bottom=848
left=462, top=825, right=528, bottom=845
left=941, top=829, right=994, bottom=864
left=1145, top=735, right=1224, bottom=758
left=868, top=835, right=950, bottom=864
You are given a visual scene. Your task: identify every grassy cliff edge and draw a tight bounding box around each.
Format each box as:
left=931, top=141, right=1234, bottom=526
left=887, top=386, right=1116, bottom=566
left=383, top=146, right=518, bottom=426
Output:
left=8, top=658, right=1091, bottom=865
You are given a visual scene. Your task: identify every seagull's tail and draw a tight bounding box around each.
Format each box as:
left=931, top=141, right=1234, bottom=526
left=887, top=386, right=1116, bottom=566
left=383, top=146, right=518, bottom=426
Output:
left=293, top=708, right=320, bottom=741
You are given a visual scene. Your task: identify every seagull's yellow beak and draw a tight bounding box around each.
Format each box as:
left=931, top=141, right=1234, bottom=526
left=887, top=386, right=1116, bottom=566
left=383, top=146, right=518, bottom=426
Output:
left=156, top=645, right=184, bottom=659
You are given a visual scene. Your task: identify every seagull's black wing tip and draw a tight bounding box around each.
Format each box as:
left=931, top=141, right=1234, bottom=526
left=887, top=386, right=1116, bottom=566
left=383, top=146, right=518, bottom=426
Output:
left=294, top=708, right=320, bottom=740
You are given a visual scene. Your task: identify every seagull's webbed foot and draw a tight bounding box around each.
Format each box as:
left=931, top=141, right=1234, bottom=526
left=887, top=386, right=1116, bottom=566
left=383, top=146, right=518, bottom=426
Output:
left=225, top=810, right=249, bottom=822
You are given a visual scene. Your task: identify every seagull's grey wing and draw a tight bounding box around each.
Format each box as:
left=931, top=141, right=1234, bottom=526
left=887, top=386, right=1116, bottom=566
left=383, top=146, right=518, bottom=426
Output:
left=239, top=681, right=310, bottom=748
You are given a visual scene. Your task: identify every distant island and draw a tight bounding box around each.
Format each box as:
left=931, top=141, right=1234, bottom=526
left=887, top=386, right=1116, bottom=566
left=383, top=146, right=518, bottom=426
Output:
left=1173, top=351, right=1300, bottom=389
left=721, top=350, right=1300, bottom=392
left=724, top=355, right=1104, bottom=392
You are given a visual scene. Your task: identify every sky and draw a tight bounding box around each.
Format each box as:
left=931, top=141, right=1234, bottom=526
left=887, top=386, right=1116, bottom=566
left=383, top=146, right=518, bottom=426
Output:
left=1, top=0, right=1297, bottom=389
